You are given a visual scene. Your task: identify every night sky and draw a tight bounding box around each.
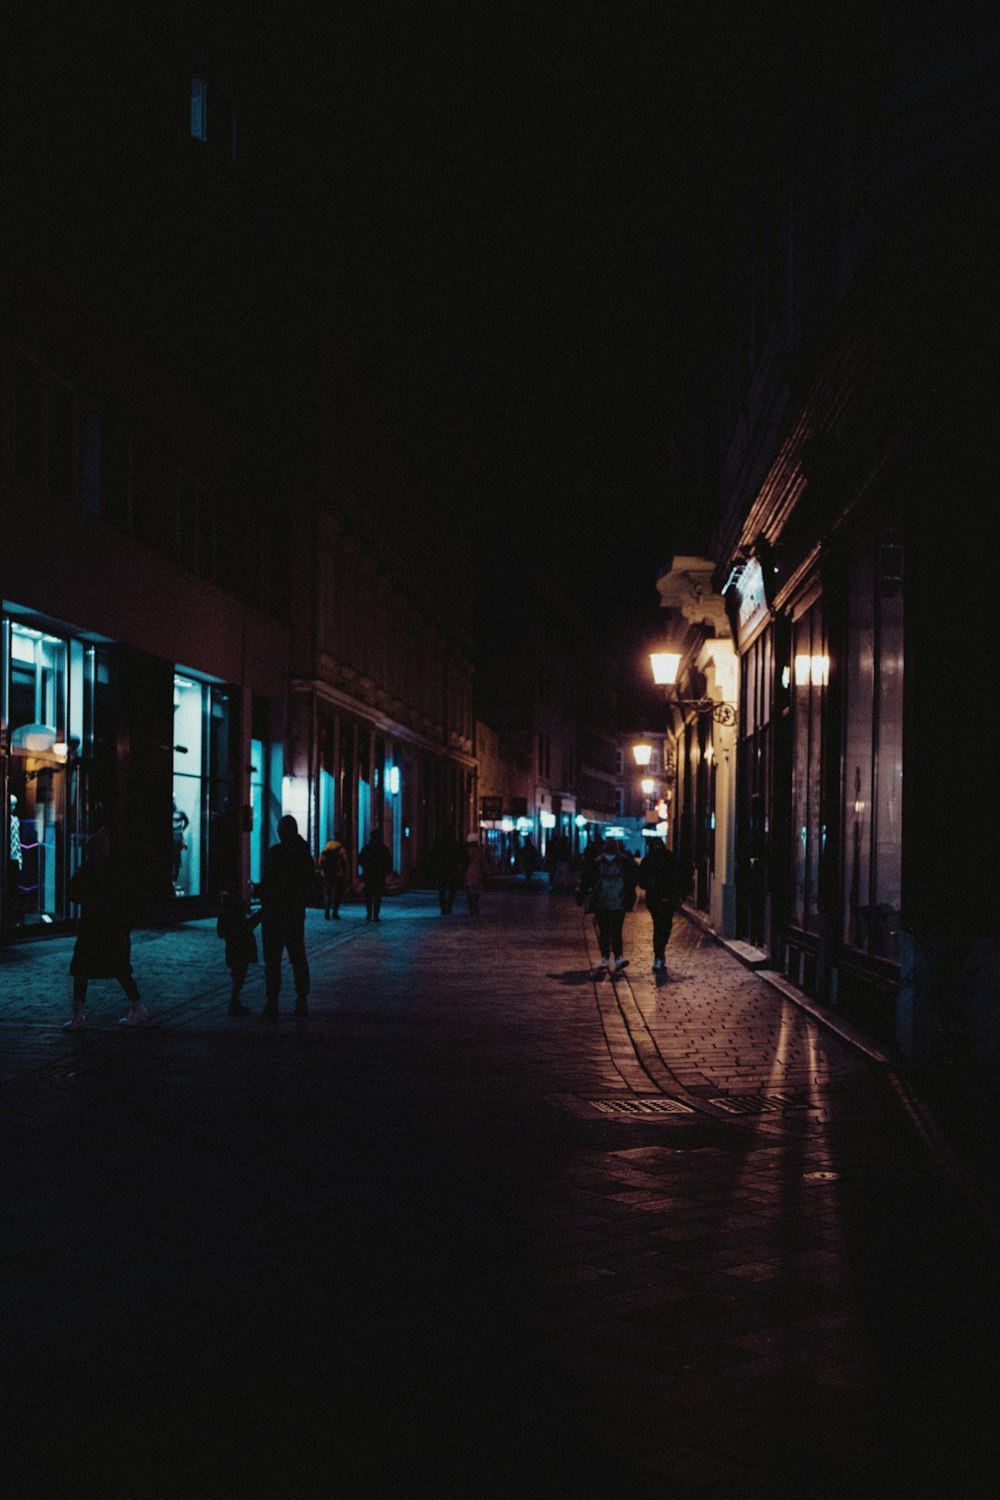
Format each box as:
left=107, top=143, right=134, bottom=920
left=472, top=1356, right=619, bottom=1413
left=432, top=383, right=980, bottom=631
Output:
left=6, top=1, right=800, bottom=648
left=261, top=2, right=785, bottom=622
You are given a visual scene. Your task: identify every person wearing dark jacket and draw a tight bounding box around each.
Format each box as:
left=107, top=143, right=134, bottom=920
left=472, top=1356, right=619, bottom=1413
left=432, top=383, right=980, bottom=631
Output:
left=358, top=830, right=393, bottom=922
left=260, top=814, right=315, bottom=1019
left=217, top=889, right=263, bottom=1016
left=431, top=828, right=465, bottom=914
left=638, top=839, right=686, bottom=974
left=579, top=837, right=638, bottom=976
left=64, top=828, right=148, bottom=1029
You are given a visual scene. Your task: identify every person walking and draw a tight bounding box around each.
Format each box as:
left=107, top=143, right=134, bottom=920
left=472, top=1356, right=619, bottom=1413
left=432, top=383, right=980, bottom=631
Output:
left=358, top=829, right=392, bottom=922
left=63, top=828, right=148, bottom=1029
left=463, top=834, right=487, bottom=915
left=579, top=836, right=637, bottom=977
left=432, top=828, right=464, bottom=914
left=318, top=833, right=348, bottom=919
left=217, top=889, right=263, bottom=1016
left=260, top=814, right=315, bottom=1020
left=637, top=838, right=686, bottom=975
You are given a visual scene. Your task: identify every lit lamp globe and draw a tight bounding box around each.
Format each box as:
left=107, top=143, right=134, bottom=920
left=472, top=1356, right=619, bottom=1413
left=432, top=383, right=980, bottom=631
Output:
left=650, top=651, right=681, bottom=686
left=641, top=778, right=656, bottom=796
left=632, top=742, right=653, bottom=767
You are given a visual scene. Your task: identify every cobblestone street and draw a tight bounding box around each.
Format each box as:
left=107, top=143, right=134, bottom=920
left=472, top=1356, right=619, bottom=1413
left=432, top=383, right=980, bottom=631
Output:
left=2, top=887, right=998, bottom=1498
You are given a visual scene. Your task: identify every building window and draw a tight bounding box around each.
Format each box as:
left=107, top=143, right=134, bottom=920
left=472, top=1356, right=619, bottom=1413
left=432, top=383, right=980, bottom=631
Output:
left=791, top=600, right=826, bottom=935
left=3, top=619, right=108, bottom=932
left=172, top=674, right=234, bottom=898
left=736, top=626, right=773, bottom=947
left=177, top=472, right=216, bottom=580
left=6, top=349, right=78, bottom=505
left=843, top=539, right=903, bottom=963
left=190, top=77, right=208, bottom=140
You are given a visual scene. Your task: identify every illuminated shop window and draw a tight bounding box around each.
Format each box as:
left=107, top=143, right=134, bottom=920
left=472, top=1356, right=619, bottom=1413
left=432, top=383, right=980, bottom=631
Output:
left=190, top=77, right=207, bottom=140
left=3, top=620, right=105, bottom=931
left=172, top=673, right=233, bottom=898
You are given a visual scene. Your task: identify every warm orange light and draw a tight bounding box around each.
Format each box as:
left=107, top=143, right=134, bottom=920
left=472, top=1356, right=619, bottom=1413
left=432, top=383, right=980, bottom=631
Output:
left=794, top=653, right=829, bottom=687
left=632, top=742, right=653, bottom=766
left=650, top=651, right=681, bottom=686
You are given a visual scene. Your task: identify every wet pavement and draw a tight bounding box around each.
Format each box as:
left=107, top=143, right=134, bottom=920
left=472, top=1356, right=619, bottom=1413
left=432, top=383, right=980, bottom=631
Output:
left=2, top=888, right=999, bottom=1498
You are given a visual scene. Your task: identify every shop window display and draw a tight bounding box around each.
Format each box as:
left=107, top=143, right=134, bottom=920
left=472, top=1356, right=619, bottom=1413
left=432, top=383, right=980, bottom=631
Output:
left=3, top=620, right=104, bottom=931
left=172, top=674, right=235, bottom=899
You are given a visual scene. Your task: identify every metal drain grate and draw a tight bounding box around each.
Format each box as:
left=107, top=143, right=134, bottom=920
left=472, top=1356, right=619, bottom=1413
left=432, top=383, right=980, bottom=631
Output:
left=587, top=1096, right=695, bottom=1116
left=708, top=1091, right=811, bottom=1115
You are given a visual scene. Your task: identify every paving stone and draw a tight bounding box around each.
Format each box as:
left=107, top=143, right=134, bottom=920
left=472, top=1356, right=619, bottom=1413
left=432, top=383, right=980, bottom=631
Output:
left=1, top=891, right=999, bottom=1497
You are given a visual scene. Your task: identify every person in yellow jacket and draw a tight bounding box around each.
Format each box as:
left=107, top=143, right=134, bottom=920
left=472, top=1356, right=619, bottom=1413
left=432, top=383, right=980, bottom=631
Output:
left=319, top=834, right=349, bottom=919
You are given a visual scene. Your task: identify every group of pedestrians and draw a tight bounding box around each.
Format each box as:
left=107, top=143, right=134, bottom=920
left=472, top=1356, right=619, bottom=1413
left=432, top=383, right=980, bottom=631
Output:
left=578, top=834, right=687, bottom=977
left=61, top=820, right=687, bottom=1029
left=431, top=829, right=488, bottom=915
left=64, top=814, right=317, bottom=1029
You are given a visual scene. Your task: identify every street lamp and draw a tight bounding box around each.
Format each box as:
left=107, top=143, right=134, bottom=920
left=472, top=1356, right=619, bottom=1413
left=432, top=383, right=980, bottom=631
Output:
left=648, top=648, right=737, bottom=726
left=632, top=742, right=653, bottom=767
left=640, top=777, right=655, bottom=796
left=650, top=652, right=681, bottom=686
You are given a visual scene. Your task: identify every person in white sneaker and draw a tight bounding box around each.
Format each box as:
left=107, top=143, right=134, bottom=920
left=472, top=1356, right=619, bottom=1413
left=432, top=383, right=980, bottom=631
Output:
left=579, top=837, right=638, bottom=977
left=63, top=829, right=148, bottom=1029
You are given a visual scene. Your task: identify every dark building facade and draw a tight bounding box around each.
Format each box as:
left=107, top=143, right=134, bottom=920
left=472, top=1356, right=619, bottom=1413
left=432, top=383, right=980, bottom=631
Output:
left=676, top=10, right=1000, bottom=1070
left=0, top=6, right=475, bottom=933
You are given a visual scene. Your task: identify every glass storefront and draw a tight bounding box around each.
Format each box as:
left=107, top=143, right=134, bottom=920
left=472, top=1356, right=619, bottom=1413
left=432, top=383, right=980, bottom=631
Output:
left=317, top=709, right=337, bottom=850
left=2, top=618, right=109, bottom=931
left=790, top=600, right=828, bottom=936
left=172, top=673, right=236, bottom=900
left=842, top=540, right=904, bottom=963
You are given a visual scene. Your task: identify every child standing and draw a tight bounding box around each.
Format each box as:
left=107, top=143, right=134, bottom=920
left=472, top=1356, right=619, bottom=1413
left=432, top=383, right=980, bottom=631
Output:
left=217, top=890, right=263, bottom=1017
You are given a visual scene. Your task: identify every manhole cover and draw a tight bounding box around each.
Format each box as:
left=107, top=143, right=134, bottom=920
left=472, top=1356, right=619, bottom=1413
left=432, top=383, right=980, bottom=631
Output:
left=587, top=1096, right=695, bottom=1116
left=708, top=1091, right=811, bottom=1115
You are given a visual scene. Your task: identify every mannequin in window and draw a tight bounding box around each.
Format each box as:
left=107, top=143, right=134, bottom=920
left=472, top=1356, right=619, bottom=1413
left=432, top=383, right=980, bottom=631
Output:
left=172, top=798, right=190, bottom=888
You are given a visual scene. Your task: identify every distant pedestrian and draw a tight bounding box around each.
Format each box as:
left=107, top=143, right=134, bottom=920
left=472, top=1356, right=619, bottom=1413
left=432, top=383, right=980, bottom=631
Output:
left=64, top=828, right=148, bottom=1029
left=260, top=814, right=314, bottom=1020
left=579, top=837, right=637, bottom=977
left=432, top=828, right=465, bottom=914
left=318, top=834, right=349, bottom=919
left=217, top=889, right=262, bottom=1016
left=637, top=838, right=687, bottom=975
left=577, top=836, right=600, bottom=901
left=358, top=829, right=392, bottom=922
left=521, top=835, right=538, bottom=884
left=463, top=835, right=487, bottom=915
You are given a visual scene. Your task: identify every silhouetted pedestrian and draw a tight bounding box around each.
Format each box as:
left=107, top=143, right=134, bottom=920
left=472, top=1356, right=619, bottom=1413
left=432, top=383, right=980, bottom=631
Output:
left=577, top=835, right=600, bottom=902
left=463, top=835, right=487, bottom=914
left=359, top=829, right=392, bottom=921
left=319, top=834, right=348, bottom=919
left=521, top=835, right=538, bottom=884
left=64, top=828, right=148, bottom=1029
left=637, top=838, right=686, bottom=975
left=217, top=889, right=262, bottom=1016
left=432, top=828, right=464, bottom=913
left=260, top=814, right=314, bottom=1019
left=579, top=837, right=637, bottom=977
